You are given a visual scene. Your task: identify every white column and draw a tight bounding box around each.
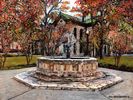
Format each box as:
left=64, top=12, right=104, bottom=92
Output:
left=76, top=29, right=80, bottom=55
left=70, top=46, right=74, bottom=56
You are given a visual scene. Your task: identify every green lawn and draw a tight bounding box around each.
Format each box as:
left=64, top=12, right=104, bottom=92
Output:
left=3, top=55, right=40, bottom=70
left=1, top=55, right=133, bottom=71
left=98, top=56, right=133, bottom=67
left=98, top=56, right=133, bottom=72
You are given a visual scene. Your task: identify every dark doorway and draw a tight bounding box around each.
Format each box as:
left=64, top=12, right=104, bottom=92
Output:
left=73, top=28, right=77, bottom=38
left=80, top=29, right=84, bottom=53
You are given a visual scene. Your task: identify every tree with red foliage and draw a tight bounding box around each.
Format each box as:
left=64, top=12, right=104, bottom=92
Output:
left=14, top=0, right=43, bottom=65
left=0, top=0, right=18, bottom=68
left=73, top=0, right=133, bottom=59
left=39, top=0, right=70, bottom=55
left=109, top=31, right=133, bottom=66
left=41, top=0, right=70, bottom=26
left=0, top=0, right=43, bottom=67
left=0, top=31, right=12, bottom=68
left=71, top=0, right=109, bottom=58
left=71, top=0, right=107, bottom=22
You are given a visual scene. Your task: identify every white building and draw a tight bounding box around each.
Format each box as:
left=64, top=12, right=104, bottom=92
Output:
left=52, top=13, right=110, bottom=57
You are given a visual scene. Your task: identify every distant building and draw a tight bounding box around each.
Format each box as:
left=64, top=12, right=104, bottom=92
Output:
left=0, top=40, right=43, bottom=55
left=10, top=42, right=21, bottom=52
left=52, top=13, right=110, bottom=57
left=0, top=41, right=21, bottom=53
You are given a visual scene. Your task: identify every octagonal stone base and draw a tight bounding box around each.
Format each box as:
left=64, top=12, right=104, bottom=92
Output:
left=14, top=70, right=123, bottom=91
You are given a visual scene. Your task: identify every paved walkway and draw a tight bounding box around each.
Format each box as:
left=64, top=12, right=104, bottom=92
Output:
left=0, top=67, right=133, bottom=100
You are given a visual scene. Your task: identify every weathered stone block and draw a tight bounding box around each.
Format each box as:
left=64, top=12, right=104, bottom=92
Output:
left=37, top=56, right=98, bottom=78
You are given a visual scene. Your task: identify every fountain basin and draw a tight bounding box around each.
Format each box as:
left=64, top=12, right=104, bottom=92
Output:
left=37, top=56, right=98, bottom=78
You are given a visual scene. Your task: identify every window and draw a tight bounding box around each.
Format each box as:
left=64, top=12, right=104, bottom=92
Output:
left=74, top=43, right=76, bottom=54
left=80, top=29, right=84, bottom=53
left=73, top=28, right=77, bottom=54
left=80, top=29, right=83, bottom=39
left=73, top=28, right=77, bottom=38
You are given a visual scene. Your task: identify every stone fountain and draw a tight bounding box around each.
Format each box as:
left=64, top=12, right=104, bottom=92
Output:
left=14, top=31, right=123, bottom=91
left=35, top=56, right=102, bottom=82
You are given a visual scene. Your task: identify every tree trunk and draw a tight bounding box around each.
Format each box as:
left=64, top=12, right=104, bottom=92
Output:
left=25, top=48, right=33, bottom=66
left=99, top=40, right=103, bottom=59
left=0, top=54, right=7, bottom=69
left=114, top=53, right=121, bottom=67
left=116, top=55, right=121, bottom=67
left=25, top=54, right=32, bottom=66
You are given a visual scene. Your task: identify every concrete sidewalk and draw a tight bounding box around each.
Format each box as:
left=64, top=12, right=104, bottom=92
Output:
left=0, top=67, right=133, bottom=100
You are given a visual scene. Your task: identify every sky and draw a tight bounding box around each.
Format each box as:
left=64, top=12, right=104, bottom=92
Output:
left=64, top=0, right=76, bottom=8
left=63, top=0, right=79, bottom=17
left=67, top=0, right=76, bottom=7
left=64, top=0, right=91, bottom=21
